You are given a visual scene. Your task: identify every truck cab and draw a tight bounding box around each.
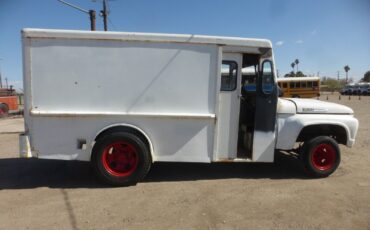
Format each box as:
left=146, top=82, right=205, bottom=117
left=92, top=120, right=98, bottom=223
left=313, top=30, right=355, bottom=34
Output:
left=218, top=52, right=358, bottom=178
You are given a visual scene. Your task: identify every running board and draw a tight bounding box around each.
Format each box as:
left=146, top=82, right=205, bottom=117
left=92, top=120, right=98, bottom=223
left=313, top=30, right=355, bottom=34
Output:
left=215, top=158, right=253, bottom=163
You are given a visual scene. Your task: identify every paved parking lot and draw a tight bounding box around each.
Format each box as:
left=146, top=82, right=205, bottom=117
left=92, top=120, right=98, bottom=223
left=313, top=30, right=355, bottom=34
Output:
left=0, top=96, right=369, bottom=229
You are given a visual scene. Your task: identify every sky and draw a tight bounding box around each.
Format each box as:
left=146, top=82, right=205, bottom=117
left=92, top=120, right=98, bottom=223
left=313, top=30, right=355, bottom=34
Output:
left=0, top=0, right=369, bottom=91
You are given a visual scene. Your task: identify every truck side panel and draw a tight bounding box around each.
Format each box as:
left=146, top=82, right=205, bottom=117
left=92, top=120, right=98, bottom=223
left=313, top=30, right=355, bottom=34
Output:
left=25, top=37, right=219, bottom=162
left=29, top=116, right=214, bottom=162
left=30, top=38, right=218, bottom=114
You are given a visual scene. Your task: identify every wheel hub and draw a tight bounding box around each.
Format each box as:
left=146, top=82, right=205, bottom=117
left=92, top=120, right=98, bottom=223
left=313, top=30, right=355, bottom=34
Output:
left=311, top=143, right=336, bottom=171
left=102, top=141, right=139, bottom=177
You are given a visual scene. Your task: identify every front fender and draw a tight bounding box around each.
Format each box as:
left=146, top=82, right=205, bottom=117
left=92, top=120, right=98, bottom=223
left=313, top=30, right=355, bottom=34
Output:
left=276, top=114, right=358, bottom=150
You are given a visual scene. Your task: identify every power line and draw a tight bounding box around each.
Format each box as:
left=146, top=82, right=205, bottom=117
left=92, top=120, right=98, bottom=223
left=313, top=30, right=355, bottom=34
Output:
left=105, top=0, right=117, bottom=30
left=58, top=0, right=96, bottom=31
left=58, top=0, right=89, bottom=13
left=108, top=17, right=118, bottom=31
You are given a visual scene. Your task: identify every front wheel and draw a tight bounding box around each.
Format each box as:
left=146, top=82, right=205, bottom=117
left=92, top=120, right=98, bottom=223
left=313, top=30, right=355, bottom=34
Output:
left=92, top=132, right=152, bottom=186
left=0, top=103, right=9, bottom=117
left=301, top=136, right=340, bottom=178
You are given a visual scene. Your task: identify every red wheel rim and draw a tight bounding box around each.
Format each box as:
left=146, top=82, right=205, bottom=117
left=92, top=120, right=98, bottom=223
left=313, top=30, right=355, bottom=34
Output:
left=0, top=106, right=6, bottom=115
left=102, top=141, right=139, bottom=177
left=311, top=143, right=336, bottom=171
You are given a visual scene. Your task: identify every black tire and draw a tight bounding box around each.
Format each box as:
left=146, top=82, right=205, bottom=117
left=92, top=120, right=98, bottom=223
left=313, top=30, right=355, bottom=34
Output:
left=92, top=132, right=152, bottom=186
left=292, top=95, right=300, bottom=98
left=0, top=103, right=9, bottom=117
left=301, top=136, right=340, bottom=178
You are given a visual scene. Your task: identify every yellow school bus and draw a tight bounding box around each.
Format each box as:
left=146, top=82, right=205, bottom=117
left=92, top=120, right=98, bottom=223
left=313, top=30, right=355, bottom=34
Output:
left=277, top=77, right=320, bottom=98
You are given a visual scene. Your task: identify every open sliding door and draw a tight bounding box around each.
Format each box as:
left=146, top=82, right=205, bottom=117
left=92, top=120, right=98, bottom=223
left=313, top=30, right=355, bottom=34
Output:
left=215, top=53, right=243, bottom=160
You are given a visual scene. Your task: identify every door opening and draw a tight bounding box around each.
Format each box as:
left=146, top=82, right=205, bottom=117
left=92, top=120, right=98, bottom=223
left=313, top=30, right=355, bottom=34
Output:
left=216, top=53, right=242, bottom=160
left=237, top=54, right=260, bottom=159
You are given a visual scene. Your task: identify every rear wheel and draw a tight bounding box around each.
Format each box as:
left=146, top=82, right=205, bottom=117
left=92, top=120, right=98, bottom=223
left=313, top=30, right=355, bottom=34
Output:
left=301, top=136, right=340, bottom=178
left=0, top=103, right=9, bottom=117
left=92, top=132, right=152, bottom=186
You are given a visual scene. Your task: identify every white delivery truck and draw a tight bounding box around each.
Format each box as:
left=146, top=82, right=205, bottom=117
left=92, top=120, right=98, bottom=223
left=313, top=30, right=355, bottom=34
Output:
left=20, top=29, right=359, bottom=186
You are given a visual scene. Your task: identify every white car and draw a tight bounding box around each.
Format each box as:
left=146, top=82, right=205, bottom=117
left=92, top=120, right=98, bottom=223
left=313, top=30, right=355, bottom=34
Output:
left=20, top=29, right=359, bottom=186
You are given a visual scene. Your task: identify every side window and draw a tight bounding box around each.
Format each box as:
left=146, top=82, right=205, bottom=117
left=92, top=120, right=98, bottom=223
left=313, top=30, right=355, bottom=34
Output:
left=307, top=81, right=313, bottom=88
left=313, top=81, right=318, bottom=87
left=261, top=60, right=274, bottom=94
left=283, top=83, right=288, bottom=88
left=221, top=61, right=238, bottom=91
left=301, top=81, right=307, bottom=88
left=290, top=82, right=295, bottom=88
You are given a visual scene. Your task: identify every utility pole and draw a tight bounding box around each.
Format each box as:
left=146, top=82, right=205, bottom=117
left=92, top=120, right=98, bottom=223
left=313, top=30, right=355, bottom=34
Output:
left=58, top=0, right=96, bottom=31
left=89, top=10, right=96, bottom=31
left=337, top=71, right=340, bottom=81
left=101, top=0, right=108, bottom=31
left=5, top=78, right=8, bottom=89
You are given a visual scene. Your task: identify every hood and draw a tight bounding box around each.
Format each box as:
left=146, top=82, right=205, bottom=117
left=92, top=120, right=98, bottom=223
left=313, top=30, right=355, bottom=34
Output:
left=287, top=98, right=354, bottom=114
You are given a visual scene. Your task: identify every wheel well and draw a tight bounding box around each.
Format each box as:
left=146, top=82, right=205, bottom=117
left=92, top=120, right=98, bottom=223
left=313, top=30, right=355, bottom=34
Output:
left=297, top=124, right=347, bottom=145
left=95, top=126, right=152, bottom=154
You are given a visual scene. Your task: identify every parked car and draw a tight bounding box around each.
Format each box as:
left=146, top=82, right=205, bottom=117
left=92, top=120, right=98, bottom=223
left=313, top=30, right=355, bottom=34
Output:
left=359, top=84, right=370, bottom=95
left=352, top=85, right=361, bottom=95
left=340, top=85, right=355, bottom=95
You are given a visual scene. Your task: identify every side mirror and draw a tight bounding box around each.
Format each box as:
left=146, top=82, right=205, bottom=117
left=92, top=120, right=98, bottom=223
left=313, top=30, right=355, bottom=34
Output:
left=261, top=60, right=274, bottom=95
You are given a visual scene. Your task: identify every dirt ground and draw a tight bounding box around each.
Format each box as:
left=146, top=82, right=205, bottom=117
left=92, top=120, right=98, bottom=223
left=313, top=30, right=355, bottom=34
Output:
left=0, top=94, right=369, bottom=230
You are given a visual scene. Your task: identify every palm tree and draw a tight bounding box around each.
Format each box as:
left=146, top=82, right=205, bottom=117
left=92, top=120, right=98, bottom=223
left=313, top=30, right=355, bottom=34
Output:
left=344, top=65, right=350, bottom=83
left=291, top=62, right=295, bottom=73
left=295, top=59, right=299, bottom=72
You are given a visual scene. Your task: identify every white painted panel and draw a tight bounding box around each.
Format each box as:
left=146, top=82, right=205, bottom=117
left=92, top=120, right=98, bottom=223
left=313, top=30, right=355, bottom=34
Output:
left=29, top=116, right=214, bottom=163
left=216, top=53, right=242, bottom=159
left=30, top=39, right=218, bottom=115
left=276, top=114, right=358, bottom=150
left=252, top=131, right=275, bottom=162
left=24, top=37, right=220, bottom=163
